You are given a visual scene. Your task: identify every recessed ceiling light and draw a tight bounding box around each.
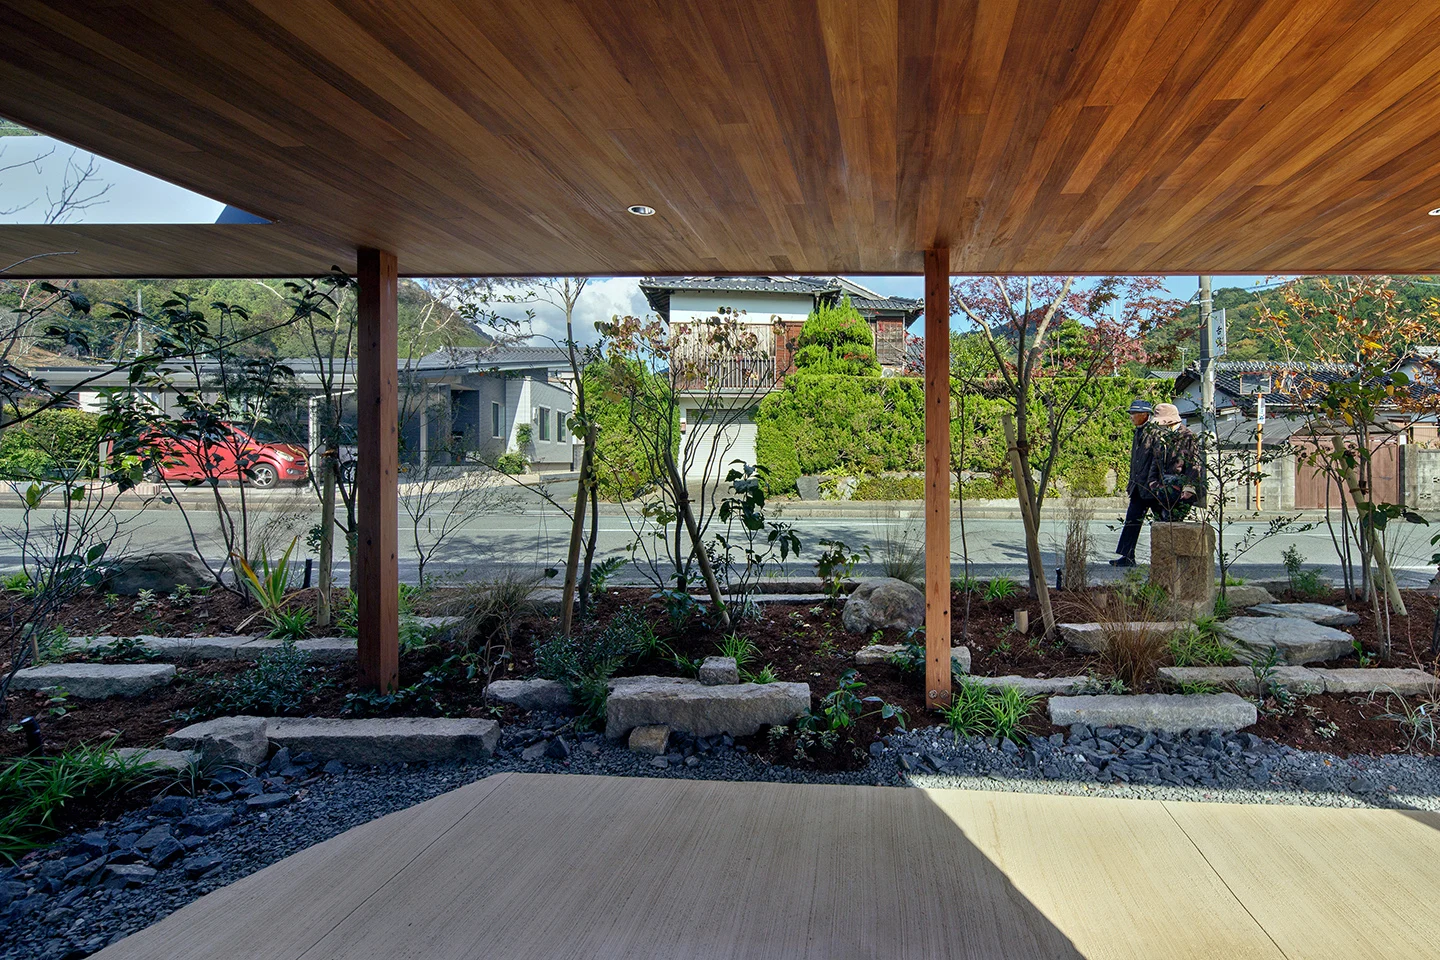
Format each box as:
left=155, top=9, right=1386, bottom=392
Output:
left=1429, top=207, right=1440, bottom=216
left=627, top=204, right=656, bottom=217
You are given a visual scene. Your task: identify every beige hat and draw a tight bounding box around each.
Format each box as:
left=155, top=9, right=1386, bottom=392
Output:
left=1151, top=402, right=1181, bottom=426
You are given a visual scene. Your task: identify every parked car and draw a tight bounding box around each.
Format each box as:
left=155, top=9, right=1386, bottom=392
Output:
left=142, top=423, right=309, bottom=488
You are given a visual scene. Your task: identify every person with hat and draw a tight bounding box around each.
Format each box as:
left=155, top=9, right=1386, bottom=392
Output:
left=1110, top=398, right=1159, bottom=567
left=1143, top=402, right=1204, bottom=522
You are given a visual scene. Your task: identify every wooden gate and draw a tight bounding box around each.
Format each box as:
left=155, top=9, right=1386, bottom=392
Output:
left=1292, top=438, right=1403, bottom=509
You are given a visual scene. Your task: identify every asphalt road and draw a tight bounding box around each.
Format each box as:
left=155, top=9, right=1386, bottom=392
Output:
left=2, top=487, right=1433, bottom=588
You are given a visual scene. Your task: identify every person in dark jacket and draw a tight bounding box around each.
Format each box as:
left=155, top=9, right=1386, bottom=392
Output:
left=1110, top=398, right=1158, bottom=567
left=1144, top=403, right=1204, bottom=521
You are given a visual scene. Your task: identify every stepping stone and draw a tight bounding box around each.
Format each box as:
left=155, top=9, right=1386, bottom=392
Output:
left=413, top=615, right=466, bottom=641
left=1311, top=668, right=1440, bottom=696
left=855, top=644, right=971, bottom=673
left=965, top=675, right=1088, bottom=695
left=1248, top=602, right=1360, bottom=627
left=1048, top=693, right=1257, bottom=732
left=266, top=717, right=500, bottom=764
left=10, top=663, right=175, bottom=698
left=112, top=747, right=201, bottom=773
left=165, top=716, right=271, bottom=767
left=485, top=678, right=573, bottom=712
left=1219, top=585, right=1275, bottom=608
left=604, top=676, right=810, bottom=740
left=1058, top=622, right=1189, bottom=654
left=1218, top=616, right=1354, bottom=665
left=1157, top=665, right=1326, bottom=695
left=241, top=636, right=357, bottom=663
left=628, top=725, right=671, bottom=755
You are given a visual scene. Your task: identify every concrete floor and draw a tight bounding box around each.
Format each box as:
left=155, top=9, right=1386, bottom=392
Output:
left=92, top=773, right=1440, bottom=959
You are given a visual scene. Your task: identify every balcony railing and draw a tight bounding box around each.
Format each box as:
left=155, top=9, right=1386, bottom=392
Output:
left=673, top=355, right=778, bottom=392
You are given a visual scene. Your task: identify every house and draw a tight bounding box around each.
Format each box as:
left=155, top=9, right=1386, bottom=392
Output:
left=1173, top=358, right=1440, bottom=511
left=19, top=345, right=577, bottom=473
left=638, top=276, right=921, bottom=481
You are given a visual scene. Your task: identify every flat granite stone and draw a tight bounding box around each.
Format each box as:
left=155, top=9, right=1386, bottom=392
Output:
left=1311, top=668, right=1440, bottom=696
left=854, top=645, right=971, bottom=673
left=1220, top=585, right=1276, bottom=608
left=966, top=675, right=1088, bottom=695
left=66, top=634, right=358, bottom=662
left=267, top=717, right=500, bottom=764
left=1219, top=616, right=1355, bottom=665
left=1048, top=693, right=1257, bottom=732
left=1157, top=665, right=1326, bottom=695
left=699, top=656, right=740, bottom=685
left=485, top=678, right=573, bottom=712
left=1058, top=622, right=1190, bottom=654
left=604, top=676, right=809, bottom=740
left=1247, top=602, right=1361, bottom=627
left=240, top=636, right=357, bottom=663
left=112, top=747, right=200, bottom=772
left=10, top=663, right=175, bottom=699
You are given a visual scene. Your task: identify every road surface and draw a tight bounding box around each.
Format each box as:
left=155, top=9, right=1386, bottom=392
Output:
left=1, top=486, right=1430, bottom=588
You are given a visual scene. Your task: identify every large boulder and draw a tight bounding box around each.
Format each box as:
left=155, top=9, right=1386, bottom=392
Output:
left=604, top=676, right=809, bottom=740
left=1221, top=585, right=1277, bottom=608
left=1219, top=616, right=1354, bottom=665
left=104, top=552, right=213, bottom=596
left=164, top=716, right=271, bottom=767
left=842, top=578, right=924, bottom=634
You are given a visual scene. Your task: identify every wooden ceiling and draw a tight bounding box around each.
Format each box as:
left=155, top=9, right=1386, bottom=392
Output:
left=3, top=0, right=1440, bottom=278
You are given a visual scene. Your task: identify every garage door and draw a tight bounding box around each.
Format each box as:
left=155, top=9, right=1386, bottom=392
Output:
left=683, top=408, right=757, bottom=484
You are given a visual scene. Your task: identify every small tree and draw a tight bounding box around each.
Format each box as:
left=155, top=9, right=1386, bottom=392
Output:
left=951, top=276, right=1182, bottom=635
left=401, top=457, right=521, bottom=585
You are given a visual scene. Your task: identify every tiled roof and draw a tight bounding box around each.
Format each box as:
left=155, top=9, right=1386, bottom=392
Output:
left=414, top=345, right=570, bottom=371
left=640, top=276, right=921, bottom=318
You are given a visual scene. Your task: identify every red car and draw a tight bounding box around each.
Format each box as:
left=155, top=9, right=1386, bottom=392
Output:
left=143, top=423, right=309, bottom=488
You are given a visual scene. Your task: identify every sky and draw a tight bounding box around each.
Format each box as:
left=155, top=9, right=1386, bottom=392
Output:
left=0, top=128, right=1277, bottom=347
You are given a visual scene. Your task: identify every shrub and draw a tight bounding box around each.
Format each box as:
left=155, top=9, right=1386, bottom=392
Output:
left=941, top=678, right=1038, bottom=744
left=0, top=744, right=167, bottom=864
left=0, top=409, right=103, bottom=479
left=534, top=608, right=662, bottom=725
left=495, top=451, right=528, bottom=475
left=179, top=640, right=332, bottom=720
left=583, top=357, right=677, bottom=499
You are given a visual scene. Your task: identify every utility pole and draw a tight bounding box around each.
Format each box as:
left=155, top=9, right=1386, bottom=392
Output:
left=1198, top=276, right=1214, bottom=433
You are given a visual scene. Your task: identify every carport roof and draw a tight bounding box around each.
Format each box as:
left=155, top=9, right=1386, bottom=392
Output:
left=3, top=2, right=1440, bottom=278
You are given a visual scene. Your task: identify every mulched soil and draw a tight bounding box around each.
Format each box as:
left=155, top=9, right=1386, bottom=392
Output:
left=5, top=582, right=1440, bottom=765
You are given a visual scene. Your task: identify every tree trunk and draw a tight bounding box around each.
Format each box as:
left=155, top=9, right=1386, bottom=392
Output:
left=559, top=425, right=596, bottom=636
left=664, top=449, right=730, bottom=628
left=316, top=457, right=336, bottom=628
left=1002, top=414, right=1055, bottom=636
left=1333, top=436, right=1405, bottom=615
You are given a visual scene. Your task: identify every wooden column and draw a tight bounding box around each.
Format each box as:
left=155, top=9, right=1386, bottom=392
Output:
left=923, top=248, right=952, bottom=707
left=356, top=248, right=399, bottom=691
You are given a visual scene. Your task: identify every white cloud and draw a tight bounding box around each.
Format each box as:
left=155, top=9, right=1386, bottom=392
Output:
left=494, top=276, right=648, bottom=346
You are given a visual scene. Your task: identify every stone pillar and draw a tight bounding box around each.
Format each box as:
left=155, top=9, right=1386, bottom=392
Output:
left=1149, top=522, right=1215, bottom=617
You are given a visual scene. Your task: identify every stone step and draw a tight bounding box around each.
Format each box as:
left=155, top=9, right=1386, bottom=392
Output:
left=1057, top=622, right=1190, bottom=654
left=112, top=747, right=200, bottom=772
left=1157, top=665, right=1326, bottom=695
left=854, top=644, right=971, bottom=673
left=1218, top=617, right=1355, bottom=665
left=485, top=678, right=573, bottom=712
left=1246, top=602, right=1360, bottom=627
left=266, top=717, right=500, bottom=764
left=604, top=676, right=810, bottom=740
left=11, top=663, right=175, bottom=699
left=965, top=675, right=1088, bottom=696
left=1310, top=667, right=1440, bottom=696
left=67, top=635, right=357, bottom=663
left=1048, top=693, right=1257, bottom=732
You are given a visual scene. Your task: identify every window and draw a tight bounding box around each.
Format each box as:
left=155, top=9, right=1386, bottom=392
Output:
left=491, top=402, right=502, bottom=438
left=557, top=410, right=567, bottom=443
left=538, top=406, right=551, bottom=441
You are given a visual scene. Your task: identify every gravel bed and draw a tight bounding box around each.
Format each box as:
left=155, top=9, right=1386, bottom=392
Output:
left=6, top=721, right=1440, bottom=960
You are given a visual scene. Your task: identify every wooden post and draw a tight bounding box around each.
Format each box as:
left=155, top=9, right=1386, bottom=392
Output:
left=923, top=248, right=951, bottom=708
left=356, top=248, right=399, bottom=692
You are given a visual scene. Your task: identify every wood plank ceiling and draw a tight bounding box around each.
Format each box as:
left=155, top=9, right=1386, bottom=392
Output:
left=2, top=0, right=1440, bottom=277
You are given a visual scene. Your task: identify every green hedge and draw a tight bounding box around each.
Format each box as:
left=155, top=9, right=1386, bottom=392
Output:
left=755, top=374, right=1171, bottom=496
left=0, top=408, right=103, bottom=480
left=584, top=358, right=679, bottom=500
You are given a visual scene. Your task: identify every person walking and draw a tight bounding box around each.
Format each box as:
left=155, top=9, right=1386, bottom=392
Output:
left=1144, top=402, right=1204, bottom=521
left=1110, top=398, right=1158, bottom=567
